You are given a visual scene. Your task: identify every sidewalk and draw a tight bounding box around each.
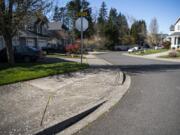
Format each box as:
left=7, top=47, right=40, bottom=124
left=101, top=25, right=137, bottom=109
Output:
left=0, top=55, right=130, bottom=135
left=58, top=52, right=111, bottom=66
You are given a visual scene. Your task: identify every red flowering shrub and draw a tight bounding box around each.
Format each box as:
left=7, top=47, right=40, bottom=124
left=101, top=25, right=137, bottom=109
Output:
left=65, top=43, right=80, bottom=54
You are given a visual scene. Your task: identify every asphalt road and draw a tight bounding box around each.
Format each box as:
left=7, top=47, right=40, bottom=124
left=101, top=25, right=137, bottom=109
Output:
left=76, top=52, right=180, bottom=135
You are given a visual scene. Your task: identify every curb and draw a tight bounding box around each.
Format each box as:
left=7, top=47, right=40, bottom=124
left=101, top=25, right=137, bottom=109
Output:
left=57, top=55, right=130, bottom=135
left=57, top=73, right=131, bottom=135
left=123, top=53, right=180, bottom=63
left=33, top=55, right=131, bottom=135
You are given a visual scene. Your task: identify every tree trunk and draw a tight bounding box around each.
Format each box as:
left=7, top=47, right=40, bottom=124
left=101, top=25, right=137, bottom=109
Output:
left=4, top=37, right=15, bottom=65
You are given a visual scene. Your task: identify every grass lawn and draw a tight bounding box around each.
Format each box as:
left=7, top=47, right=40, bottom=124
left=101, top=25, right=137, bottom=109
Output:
left=131, top=49, right=168, bottom=56
left=0, top=62, right=88, bottom=86
left=47, top=53, right=85, bottom=59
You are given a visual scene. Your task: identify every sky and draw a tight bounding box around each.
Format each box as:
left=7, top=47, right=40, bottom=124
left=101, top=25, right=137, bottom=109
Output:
left=56, top=0, right=180, bottom=34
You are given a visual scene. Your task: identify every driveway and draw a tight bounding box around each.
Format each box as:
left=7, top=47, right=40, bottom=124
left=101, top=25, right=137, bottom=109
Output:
left=76, top=52, right=180, bottom=135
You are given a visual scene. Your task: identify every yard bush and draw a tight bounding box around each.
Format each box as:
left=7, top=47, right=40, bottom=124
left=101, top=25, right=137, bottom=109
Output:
left=169, top=50, right=177, bottom=57
left=65, top=43, right=80, bottom=54
left=162, top=41, right=171, bottom=49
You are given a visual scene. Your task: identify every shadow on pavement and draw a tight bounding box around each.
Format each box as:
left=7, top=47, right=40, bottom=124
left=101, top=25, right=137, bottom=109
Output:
left=89, top=64, right=180, bottom=75
left=35, top=101, right=106, bottom=135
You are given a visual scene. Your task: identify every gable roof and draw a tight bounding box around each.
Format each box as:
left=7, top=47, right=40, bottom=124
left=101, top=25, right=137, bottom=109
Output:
left=19, top=30, right=49, bottom=38
left=175, top=17, right=180, bottom=25
left=48, top=30, right=69, bottom=40
left=48, top=22, right=63, bottom=31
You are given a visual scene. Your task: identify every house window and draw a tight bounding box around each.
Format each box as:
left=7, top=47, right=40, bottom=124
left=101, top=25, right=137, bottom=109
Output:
left=174, top=37, right=177, bottom=45
left=178, top=25, right=180, bottom=31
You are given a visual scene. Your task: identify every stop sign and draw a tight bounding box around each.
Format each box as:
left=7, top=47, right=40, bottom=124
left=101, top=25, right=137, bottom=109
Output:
left=75, top=17, right=89, bottom=32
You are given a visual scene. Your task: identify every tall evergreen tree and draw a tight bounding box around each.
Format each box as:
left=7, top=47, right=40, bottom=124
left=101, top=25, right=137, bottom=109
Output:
left=66, top=0, right=94, bottom=39
left=117, top=13, right=129, bottom=44
left=53, top=6, right=60, bottom=22
left=97, top=1, right=107, bottom=36
left=108, top=8, right=118, bottom=25
left=130, top=20, right=147, bottom=44
left=104, top=8, right=119, bottom=49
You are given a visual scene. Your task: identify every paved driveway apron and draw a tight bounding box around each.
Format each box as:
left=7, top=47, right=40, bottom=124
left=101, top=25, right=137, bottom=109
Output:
left=76, top=52, right=180, bottom=135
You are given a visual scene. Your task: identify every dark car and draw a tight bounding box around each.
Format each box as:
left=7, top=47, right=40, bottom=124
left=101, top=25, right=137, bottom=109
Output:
left=42, top=44, right=65, bottom=54
left=114, top=45, right=130, bottom=51
left=143, top=44, right=151, bottom=49
left=0, top=45, right=41, bottom=62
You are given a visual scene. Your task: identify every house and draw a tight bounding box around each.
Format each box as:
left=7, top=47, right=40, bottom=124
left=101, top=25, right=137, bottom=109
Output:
left=48, top=22, right=71, bottom=47
left=168, top=18, right=180, bottom=48
left=0, top=20, right=70, bottom=51
left=0, top=15, right=49, bottom=50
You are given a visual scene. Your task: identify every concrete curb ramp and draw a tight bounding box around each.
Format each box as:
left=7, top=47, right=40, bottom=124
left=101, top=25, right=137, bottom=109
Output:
left=34, top=72, right=131, bottom=135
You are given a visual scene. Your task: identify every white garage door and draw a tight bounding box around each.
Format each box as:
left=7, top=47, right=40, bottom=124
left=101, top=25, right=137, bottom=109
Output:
left=38, top=40, right=47, bottom=49
left=27, top=39, right=35, bottom=47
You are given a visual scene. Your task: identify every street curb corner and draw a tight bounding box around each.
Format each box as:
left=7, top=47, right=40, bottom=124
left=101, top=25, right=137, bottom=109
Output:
left=57, top=73, right=131, bottom=135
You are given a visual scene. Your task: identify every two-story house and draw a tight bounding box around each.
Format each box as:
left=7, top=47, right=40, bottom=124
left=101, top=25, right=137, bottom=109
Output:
left=0, top=15, right=49, bottom=50
left=169, top=18, right=180, bottom=48
left=0, top=17, right=70, bottom=51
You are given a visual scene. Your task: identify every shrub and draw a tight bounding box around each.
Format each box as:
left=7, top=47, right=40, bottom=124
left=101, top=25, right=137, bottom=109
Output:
left=169, top=51, right=177, bottom=57
left=162, top=41, right=171, bottom=49
left=65, top=43, right=80, bottom=54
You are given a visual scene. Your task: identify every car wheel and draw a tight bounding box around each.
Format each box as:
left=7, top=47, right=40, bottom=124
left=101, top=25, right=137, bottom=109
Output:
left=24, top=56, right=31, bottom=63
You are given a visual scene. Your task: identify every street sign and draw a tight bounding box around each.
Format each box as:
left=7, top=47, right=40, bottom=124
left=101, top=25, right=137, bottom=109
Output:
left=75, top=17, right=89, bottom=32
left=76, top=12, right=88, bottom=17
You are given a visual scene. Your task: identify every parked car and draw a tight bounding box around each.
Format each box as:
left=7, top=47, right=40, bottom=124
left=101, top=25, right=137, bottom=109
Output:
left=0, top=45, right=42, bottom=62
left=42, top=44, right=65, bottom=54
left=128, top=46, right=142, bottom=53
left=143, top=44, right=151, bottom=49
left=114, top=45, right=130, bottom=51
left=155, top=45, right=164, bottom=50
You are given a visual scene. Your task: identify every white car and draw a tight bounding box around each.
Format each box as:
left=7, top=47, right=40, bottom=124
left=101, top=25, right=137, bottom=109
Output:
left=128, top=47, right=140, bottom=53
left=155, top=46, right=163, bottom=50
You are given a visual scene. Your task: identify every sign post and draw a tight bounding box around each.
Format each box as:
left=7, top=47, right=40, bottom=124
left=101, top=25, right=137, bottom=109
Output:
left=75, top=16, right=89, bottom=64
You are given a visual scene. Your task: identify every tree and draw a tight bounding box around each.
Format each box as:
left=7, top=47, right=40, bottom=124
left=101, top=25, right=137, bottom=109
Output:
left=121, top=35, right=135, bottom=45
left=53, top=6, right=60, bottom=21
left=97, top=1, right=107, bottom=37
left=53, top=6, right=68, bottom=25
left=148, top=17, right=159, bottom=45
left=130, top=20, right=147, bottom=44
left=104, top=8, right=119, bottom=49
left=117, top=13, right=129, bottom=44
left=149, top=17, right=159, bottom=34
left=66, top=0, right=94, bottom=39
left=0, top=0, right=52, bottom=65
